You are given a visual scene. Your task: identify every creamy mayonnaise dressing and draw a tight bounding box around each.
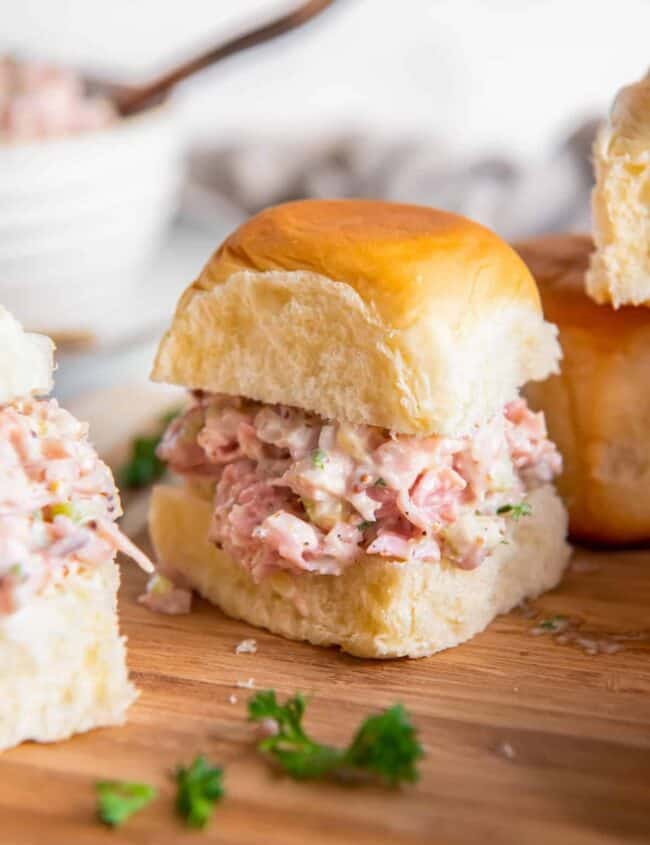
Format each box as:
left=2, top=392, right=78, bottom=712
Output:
left=0, top=397, right=152, bottom=615
left=158, top=394, right=561, bottom=582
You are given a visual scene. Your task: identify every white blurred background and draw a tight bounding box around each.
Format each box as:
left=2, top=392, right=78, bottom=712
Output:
left=4, top=0, right=649, bottom=158
left=2, top=0, right=649, bottom=399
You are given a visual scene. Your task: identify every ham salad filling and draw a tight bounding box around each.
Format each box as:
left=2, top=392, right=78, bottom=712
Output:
left=0, top=398, right=152, bottom=615
left=158, top=393, right=561, bottom=582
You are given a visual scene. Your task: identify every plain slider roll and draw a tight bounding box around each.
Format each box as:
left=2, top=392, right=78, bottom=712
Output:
left=518, top=233, right=650, bottom=545
left=148, top=199, right=571, bottom=659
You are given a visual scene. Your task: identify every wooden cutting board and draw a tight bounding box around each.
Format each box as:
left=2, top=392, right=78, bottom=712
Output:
left=1, top=387, right=649, bottom=845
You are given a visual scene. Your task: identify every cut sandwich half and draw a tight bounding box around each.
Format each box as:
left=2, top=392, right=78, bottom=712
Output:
left=0, top=307, right=151, bottom=750
left=147, top=200, right=571, bottom=658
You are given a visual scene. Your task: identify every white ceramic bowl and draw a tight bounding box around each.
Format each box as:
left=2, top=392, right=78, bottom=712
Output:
left=0, top=103, right=182, bottom=338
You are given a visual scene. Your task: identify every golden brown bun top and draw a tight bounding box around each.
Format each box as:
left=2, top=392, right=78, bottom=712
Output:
left=153, top=201, right=559, bottom=435
left=191, top=199, right=542, bottom=328
left=515, top=234, right=650, bottom=337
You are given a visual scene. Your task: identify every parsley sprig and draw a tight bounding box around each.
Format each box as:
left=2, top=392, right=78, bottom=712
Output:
left=175, top=755, right=225, bottom=829
left=248, top=691, right=423, bottom=786
left=94, top=694, right=420, bottom=830
left=95, top=780, right=157, bottom=827
left=497, top=501, right=532, bottom=520
left=119, top=408, right=180, bottom=489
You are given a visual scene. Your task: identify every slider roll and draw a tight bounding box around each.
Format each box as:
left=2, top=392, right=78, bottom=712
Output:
left=519, top=233, right=650, bottom=545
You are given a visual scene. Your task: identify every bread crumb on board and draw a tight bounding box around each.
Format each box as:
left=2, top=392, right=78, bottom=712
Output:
left=235, top=638, right=258, bottom=655
left=497, top=742, right=517, bottom=760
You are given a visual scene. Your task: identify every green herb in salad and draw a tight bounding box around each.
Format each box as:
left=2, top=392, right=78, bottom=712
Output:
left=497, top=502, right=532, bottom=520
left=95, top=780, right=157, bottom=828
left=175, top=755, right=225, bottom=829
left=311, top=448, right=329, bottom=470
left=357, top=520, right=376, bottom=531
left=248, top=691, right=423, bottom=786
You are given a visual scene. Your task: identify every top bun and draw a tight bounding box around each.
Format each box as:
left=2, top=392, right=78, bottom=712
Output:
left=0, top=306, right=54, bottom=404
left=588, top=71, right=650, bottom=307
left=152, top=200, right=560, bottom=435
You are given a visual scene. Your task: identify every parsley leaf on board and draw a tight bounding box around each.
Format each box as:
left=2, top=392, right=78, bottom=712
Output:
left=95, top=780, right=157, bottom=827
left=538, top=615, right=569, bottom=632
left=343, top=704, right=422, bottom=786
left=248, top=691, right=423, bottom=786
left=175, top=755, right=225, bottom=829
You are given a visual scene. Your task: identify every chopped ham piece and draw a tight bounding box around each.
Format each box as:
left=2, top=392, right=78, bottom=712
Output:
left=255, top=511, right=321, bottom=567
left=158, top=406, right=216, bottom=474
left=405, top=466, right=466, bottom=531
left=504, top=399, right=562, bottom=481
left=367, top=530, right=412, bottom=560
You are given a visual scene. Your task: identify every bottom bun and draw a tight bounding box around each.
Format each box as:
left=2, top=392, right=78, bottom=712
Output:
left=149, top=484, right=571, bottom=659
left=0, top=559, right=136, bottom=751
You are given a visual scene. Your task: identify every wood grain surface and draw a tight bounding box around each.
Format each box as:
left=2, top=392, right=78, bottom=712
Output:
left=1, top=531, right=649, bottom=845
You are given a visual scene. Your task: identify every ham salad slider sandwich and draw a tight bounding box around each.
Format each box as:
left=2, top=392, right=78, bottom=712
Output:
left=147, top=199, right=571, bottom=658
left=0, top=306, right=151, bottom=750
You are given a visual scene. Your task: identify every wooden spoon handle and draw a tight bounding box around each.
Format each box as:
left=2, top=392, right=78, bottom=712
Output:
left=116, top=0, right=338, bottom=116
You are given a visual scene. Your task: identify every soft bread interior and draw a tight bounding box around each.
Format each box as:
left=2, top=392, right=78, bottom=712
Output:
left=0, top=559, right=136, bottom=751
left=152, top=268, right=560, bottom=437
left=149, top=483, right=570, bottom=659
left=0, top=306, right=53, bottom=404
left=587, top=72, right=650, bottom=307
